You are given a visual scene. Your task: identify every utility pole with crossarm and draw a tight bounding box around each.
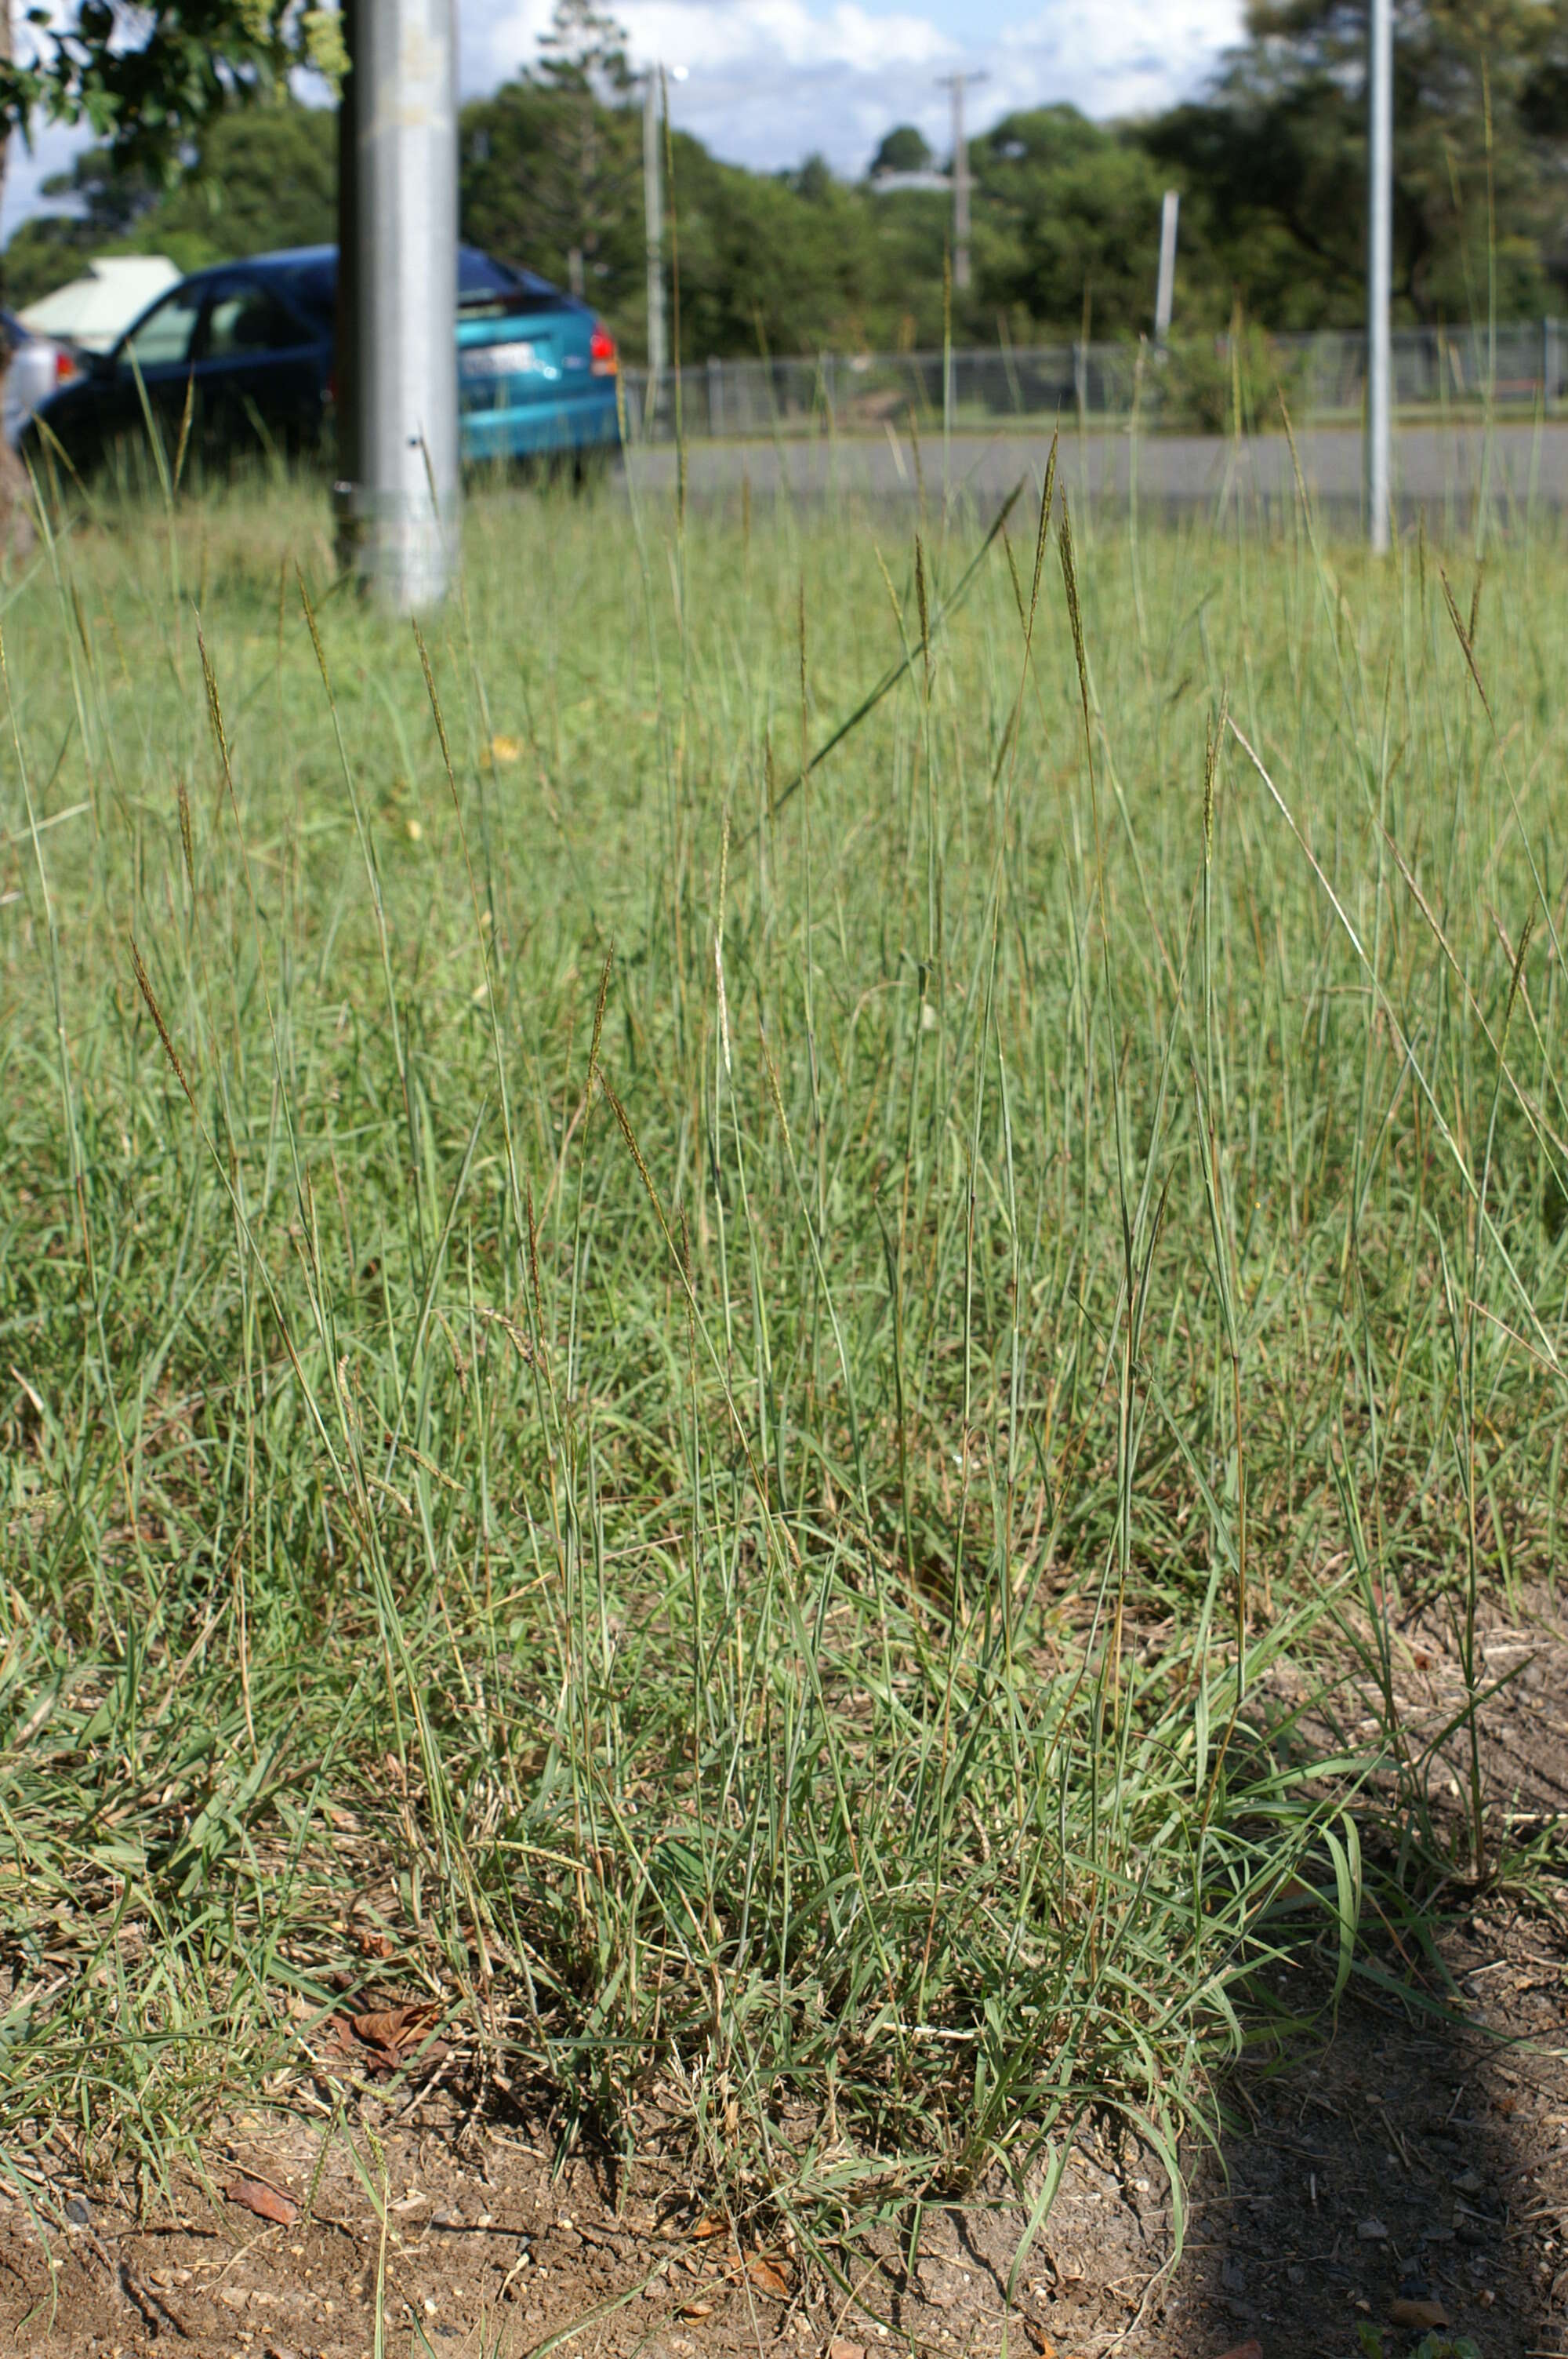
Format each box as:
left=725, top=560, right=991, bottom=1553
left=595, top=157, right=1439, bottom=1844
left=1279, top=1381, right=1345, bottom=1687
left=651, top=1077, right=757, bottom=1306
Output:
left=936, top=70, right=987, bottom=293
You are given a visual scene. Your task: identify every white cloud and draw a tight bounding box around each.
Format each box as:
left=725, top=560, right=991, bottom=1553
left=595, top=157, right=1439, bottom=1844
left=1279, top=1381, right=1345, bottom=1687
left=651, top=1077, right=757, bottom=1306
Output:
left=466, top=0, right=1243, bottom=176
left=0, top=0, right=1246, bottom=246
left=467, top=0, right=951, bottom=89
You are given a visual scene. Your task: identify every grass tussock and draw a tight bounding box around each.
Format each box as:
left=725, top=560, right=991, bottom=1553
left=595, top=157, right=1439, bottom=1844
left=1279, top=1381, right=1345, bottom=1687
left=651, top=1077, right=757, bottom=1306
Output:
left=1, top=467, right=1562, bottom=2257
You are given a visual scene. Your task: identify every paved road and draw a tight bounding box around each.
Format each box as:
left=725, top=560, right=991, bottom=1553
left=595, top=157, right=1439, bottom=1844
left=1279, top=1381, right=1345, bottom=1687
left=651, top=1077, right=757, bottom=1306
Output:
left=624, top=420, right=1565, bottom=519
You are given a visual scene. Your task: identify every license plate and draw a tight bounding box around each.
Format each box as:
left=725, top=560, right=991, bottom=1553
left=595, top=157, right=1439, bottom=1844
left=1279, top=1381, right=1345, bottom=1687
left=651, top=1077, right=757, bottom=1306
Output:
left=461, top=340, right=540, bottom=378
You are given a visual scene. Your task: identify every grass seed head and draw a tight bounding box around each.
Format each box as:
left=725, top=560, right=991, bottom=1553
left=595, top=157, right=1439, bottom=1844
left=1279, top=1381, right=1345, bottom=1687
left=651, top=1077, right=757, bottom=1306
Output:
left=129, top=934, right=194, bottom=1110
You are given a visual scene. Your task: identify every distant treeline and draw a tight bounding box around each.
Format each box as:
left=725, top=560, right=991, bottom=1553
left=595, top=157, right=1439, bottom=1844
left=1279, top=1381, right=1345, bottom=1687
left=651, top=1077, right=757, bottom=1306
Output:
left=8, top=0, right=1568, bottom=358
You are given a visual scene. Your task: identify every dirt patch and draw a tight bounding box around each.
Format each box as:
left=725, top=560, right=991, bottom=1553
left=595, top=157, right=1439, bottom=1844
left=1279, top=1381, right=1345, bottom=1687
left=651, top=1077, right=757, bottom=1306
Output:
left=3, top=1967, right=1563, bottom=2359
left=5, top=1597, right=1565, bottom=2359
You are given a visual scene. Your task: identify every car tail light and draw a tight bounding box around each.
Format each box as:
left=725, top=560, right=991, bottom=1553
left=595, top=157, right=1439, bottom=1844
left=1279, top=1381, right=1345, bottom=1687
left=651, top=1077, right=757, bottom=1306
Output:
left=54, top=347, right=77, bottom=385
left=590, top=322, right=617, bottom=377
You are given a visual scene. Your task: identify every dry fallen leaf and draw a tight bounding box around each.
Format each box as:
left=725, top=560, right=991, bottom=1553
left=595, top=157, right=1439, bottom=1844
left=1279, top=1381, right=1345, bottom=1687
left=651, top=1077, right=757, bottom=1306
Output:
left=350, top=1926, right=394, bottom=1961
left=1390, top=2300, right=1450, bottom=2331
left=226, top=2178, right=297, bottom=2227
left=826, top=2342, right=866, bottom=2359
left=687, top=2215, right=727, bottom=2241
left=351, top=2001, right=439, bottom=2055
left=677, top=2299, right=714, bottom=2321
left=746, top=2254, right=790, bottom=2299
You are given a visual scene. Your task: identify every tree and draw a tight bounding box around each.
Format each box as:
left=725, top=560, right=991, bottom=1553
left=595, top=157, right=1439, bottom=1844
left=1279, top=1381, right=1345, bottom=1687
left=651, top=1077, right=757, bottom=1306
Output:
left=1142, top=0, right=1568, bottom=327
left=870, top=125, right=934, bottom=176
left=666, top=133, right=919, bottom=356
left=2, top=144, right=158, bottom=304
left=970, top=108, right=1171, bottom=338
left=0, top=0, right=12, bottom=228
left=0, top=2, right=343, bottom=175
left=460, top=79, right=644, bottom=318
left=528, top=0, right=640, bottom=298
left=145, top=96, right=336, bottom=264
left=3, top=99, right=337, bottom=307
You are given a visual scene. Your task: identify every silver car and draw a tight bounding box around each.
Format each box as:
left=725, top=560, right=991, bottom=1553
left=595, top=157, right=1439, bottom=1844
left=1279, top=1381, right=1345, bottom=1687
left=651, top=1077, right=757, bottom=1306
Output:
left=3, top=311, right=81, bottom=449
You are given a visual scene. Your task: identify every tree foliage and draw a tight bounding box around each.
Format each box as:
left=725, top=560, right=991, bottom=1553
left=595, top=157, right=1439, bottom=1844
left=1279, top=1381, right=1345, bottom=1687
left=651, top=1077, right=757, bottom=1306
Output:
left=3, top=98, right=336, bottom=306
left=521, top=0, right=639, bottom=296
left=9, top=0, right=1568, bottom=352
left=0, top=0, right=343, bottom=172
left=870, top=125, right=934, bottom=176
left=971, top=108, right=1172, bottom=337
left=460, top=72, right=641, bottom=314
left=1147, top=0, right=1568, bottom=326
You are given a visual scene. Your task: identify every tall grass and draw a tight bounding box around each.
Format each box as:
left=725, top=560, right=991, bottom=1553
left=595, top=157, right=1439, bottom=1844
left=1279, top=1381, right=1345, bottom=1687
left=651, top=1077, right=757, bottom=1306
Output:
left=1, top=468, right=1561, bottom=2271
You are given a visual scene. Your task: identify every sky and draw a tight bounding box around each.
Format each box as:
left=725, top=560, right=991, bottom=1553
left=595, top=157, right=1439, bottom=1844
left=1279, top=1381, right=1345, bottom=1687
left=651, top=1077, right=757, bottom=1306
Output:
left=1, top=0, right=1247, bottom=243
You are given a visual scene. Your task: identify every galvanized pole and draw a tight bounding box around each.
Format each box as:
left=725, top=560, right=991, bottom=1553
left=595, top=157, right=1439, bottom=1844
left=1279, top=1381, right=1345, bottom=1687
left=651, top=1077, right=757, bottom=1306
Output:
left=1368, top=0, right=1393, bottom=551
left=353, top=0, right=459, bottom=611
left=1154, top=190, right=1179, bottom=345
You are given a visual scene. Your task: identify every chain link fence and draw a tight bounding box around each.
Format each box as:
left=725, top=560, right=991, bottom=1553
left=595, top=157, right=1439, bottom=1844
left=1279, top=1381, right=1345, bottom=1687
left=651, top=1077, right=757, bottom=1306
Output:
left=622, top=321, right=1568, bottom=442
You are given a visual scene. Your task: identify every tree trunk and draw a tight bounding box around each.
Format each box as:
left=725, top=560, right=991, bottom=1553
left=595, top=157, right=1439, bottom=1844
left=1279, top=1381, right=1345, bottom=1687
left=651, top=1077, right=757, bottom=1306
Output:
left=332, top=0, right=361, bottom=573
left=0, top=0, right=33, bottom=558
left=0, top=0, right=11, bottom=234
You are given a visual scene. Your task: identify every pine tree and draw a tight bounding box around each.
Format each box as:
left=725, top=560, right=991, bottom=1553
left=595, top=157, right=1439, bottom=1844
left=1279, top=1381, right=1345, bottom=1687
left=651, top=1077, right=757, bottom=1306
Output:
left=530, top=0, right=638, bottom=299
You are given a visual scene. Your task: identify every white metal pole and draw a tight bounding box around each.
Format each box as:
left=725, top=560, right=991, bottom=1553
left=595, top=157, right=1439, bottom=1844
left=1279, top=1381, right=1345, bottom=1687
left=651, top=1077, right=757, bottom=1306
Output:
left=1154, top=189, right=1179, bottom=344
left=1368, top=0, right=1393, bottom=552
left=354, top=0, right=459, bottom=611
left=644, top=71, right=666, bottom=392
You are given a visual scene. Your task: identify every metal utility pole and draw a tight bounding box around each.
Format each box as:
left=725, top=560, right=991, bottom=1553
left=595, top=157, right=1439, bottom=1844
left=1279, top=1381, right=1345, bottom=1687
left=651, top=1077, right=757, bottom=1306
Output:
left=644, top=71, right=665, bottom=390
left=937, top=71, right=987, bottom=292
left=1154, top=189, right=1179, bottom=345
left=347, top=0, right=459, bottom=611
left=1368, top=0, right=1393, bottom=551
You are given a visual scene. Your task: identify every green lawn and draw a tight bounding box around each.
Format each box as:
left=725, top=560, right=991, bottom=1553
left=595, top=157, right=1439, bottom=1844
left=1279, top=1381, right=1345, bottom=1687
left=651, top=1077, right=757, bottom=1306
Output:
left=2, top=464, right=1560, bottom=2260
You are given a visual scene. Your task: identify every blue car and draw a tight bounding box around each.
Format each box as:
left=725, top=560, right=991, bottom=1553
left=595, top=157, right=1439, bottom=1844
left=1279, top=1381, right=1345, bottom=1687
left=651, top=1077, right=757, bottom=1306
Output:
left=26, top=243, right=622, bottom=477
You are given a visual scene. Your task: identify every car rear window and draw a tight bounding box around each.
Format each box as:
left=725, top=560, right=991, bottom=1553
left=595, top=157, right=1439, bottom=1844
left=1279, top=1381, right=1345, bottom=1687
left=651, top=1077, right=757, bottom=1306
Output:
left=259, top=248, right=560, bottom=321
left=459, top=249, right=561, bottom=311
